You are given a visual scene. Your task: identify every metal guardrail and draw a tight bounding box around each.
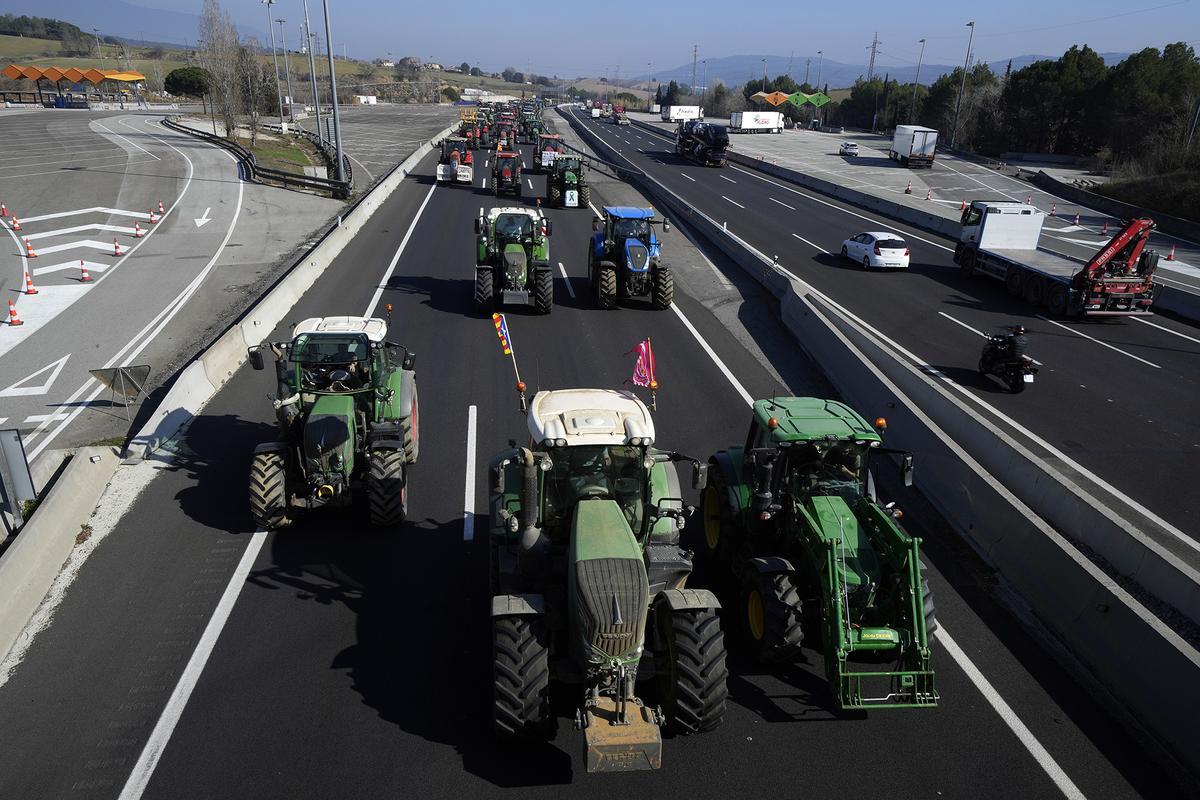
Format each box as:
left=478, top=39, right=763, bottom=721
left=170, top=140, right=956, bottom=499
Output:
left=163, top=116, right=351, bottom=199
left=543, top=112, right=645, bottom=183
left=263, top=122, right=353, bottom=189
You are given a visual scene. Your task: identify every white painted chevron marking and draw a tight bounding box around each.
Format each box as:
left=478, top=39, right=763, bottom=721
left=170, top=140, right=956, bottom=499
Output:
left=23, top=223, right=137, bottom=241
left=0, top=285, right=92, bottom=358
left=32, top=259, right=108, bottom=277
left=20, top=207, right=152, bottom=223
left=0, top=354, right=70, bottom=397
left=26, top=239, right=119, bottom=256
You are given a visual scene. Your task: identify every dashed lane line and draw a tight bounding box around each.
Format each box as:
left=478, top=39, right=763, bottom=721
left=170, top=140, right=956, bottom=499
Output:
left=1036, top=315, right=1161, bottom=369
left=558, top=262, right=576, bottom=299
left=721, top=195, right=745, bottom=209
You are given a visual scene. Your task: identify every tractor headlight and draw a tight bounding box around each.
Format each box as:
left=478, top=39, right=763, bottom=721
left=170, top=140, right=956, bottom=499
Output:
left=543, top=437, right=555, bottom=447
left=555, top=437, right=567, bottom=447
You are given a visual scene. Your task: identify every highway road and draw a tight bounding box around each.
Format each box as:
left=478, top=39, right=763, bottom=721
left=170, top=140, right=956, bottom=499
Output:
left=0, top=135, right=1182, bottom=799
left=0, top=110, right=340, bottom=468
left=572, top=110, right=1200, bottom=568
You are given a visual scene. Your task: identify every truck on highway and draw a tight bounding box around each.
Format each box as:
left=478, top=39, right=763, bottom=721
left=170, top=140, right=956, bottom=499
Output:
left=675, top=120, right=729, bottom=167
left=953, top=201, right=1159, bottom=317
left=729, top=111, right=784, bottom=134
left=889, top=125, right=938, bottom=167
left=660, top=105, right=702, bottom=122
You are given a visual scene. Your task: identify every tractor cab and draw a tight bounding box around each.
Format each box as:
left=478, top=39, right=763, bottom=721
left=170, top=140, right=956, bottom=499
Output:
left=436, top=137, right=474, bottom=185
left=474, top=207, right=552, bottom=311
left=491, top=152, right=522, bottom=197
left=534, top=133, right=564, bottom=172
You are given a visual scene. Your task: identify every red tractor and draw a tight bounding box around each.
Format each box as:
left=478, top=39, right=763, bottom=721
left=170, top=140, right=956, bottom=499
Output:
left=492, top=151, right=523, bottom=198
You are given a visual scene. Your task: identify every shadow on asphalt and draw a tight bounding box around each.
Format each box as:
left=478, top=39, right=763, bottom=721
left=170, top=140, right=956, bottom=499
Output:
left=169, top=412, right=278, bottom=532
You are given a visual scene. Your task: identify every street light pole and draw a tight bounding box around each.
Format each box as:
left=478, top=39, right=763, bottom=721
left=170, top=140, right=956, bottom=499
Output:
left=761, top=57, right=767, bottom=92
left=302, top=0, right=323, bottom=144
left=320, top=0, right=346, bottom=183
left=276, top=19, right=294, bottom=117
left=910, top=38, right=926, bottom=124
left=262, top=0, right=285, bottom=128
left=816, top=51, right=824, bottom=125
left=701, top=59, right=707, bottom=106
left=951, top=21, right=975, bottom=150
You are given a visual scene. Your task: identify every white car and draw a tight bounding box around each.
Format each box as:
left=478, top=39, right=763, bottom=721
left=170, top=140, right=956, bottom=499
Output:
left=839, top=141, right=859, bottom=157
left=841, top=232, right=910, bottom=269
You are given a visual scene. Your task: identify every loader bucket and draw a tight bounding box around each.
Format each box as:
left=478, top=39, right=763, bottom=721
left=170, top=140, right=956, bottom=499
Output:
left=583, top=696, right=662, bottom=772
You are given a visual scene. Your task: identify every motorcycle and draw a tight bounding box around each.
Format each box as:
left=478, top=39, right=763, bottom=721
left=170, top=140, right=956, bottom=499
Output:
left=979, top=327, right=1038, bottom=393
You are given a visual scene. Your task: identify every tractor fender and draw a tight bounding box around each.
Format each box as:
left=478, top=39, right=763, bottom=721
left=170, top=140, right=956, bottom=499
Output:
left=253, top=441, right=288, bottom=455
left=531, top=260, right=553, bottom=273
left=370, top=438, right=405, bottom=451
left=656, top=588, right=721, bottom=612
left=709, top=449, right=746, bottom=514
left=491, top=593, right=545, bottom=617
left=746, top=556, right=796, bottom=575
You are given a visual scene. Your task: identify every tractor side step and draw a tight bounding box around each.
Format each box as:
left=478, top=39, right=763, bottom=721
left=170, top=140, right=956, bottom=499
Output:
left=582, top=696, right=662, bottom=773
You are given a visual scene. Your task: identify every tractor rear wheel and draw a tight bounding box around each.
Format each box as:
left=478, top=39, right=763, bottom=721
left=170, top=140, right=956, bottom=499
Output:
left=401, top=385, right=419, bottom=464
left=657, top=605, right=728, bottom=734
left=596, top=264, right=617, bottom=309
left=741, top=570, right=804, bottom=662
left=651, top=265, right=674, bottom=309
left=701, top=468, right=732, bottom=565
left=249, top=450, right=290, bottom=530
left=474, top=268, right=494, bottom=312
left=492, top=615, right=552, bottom=740
left=579, top=184, right=591, bottom=207
left=549, top=183, right=561, bottom=207
left=921, top=574, right=938, bottom=636
left=367, top=449, right=407, bottom=526
left=534, top=269, right=554, bottom=314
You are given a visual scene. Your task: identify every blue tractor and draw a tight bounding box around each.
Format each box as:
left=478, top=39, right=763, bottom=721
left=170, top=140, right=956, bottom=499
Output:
left=588, top=207, right=673, bottom=310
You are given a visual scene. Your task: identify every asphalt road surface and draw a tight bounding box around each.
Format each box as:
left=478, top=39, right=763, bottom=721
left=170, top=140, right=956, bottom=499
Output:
left=573, top=110, right=1200, bottom=566
left=0, top=137, right=1183, bottom=799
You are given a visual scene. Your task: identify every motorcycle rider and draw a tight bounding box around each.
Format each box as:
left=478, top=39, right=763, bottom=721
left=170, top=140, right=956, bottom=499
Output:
left=991, top=325, right=1028, bottom=362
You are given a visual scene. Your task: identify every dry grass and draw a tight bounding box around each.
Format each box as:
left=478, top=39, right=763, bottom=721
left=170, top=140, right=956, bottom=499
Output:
left=1092, top=170, right=1200, bottom=223
left=0, top=34, right=64, bottom=58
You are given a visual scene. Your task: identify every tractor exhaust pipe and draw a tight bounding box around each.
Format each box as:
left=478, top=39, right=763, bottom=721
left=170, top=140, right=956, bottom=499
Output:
left=518, top=448, right=549, bottom=575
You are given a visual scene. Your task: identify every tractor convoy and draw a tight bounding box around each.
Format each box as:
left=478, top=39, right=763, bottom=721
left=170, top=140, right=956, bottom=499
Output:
left=247, top=98, right=943, bottom=776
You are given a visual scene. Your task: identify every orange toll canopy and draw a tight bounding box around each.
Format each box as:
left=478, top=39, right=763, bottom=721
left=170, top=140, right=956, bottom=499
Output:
left=3, top=64, right=146, bottom=84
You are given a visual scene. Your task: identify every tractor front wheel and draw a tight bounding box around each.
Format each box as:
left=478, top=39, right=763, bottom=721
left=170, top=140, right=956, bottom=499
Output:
left=657, top=605, right=728, bottom=734
left=596, top=264, right=617, bottom=309
left=548, top=183, right=561, bottom=207
left=367, top=449, right=407, bottom=526
left=652, top=265, right=674, bottom=309
left=474, top=268, right=494, bottom=312
left=492, top=615, right=553, bottom=740
left=534, top=269, right=554, bottom=314
left=401, top=384, right=419, bottom=465
left=921, top=574, right=938, bottom=637
left=249, top=450, right=290, bottom=530
left=741, top=569, right=804, bottom=662
left=579, top=184, right=591, bottom=208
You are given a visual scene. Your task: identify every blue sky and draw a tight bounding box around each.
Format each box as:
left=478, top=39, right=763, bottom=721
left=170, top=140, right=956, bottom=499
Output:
left=12, top=0, right=1200, bottom=77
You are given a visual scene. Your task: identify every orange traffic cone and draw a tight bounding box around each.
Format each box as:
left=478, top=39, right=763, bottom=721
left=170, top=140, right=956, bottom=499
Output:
left=148, top=210, right=158, bottom=224
left=113, top=238, right=123, bottom=256
left=157, top=201, right=165, bottom=214
left=24, top=238, right=36, bottom=258
left=23, top=269, right=38, bottom=295
left=925, top=188, right=932, bottom=200
left=80, top=260, right=92, bottom=282
left=11, top=217, right=20, bottom=231
left=7, top=299, right=23, bottom=326
left=0, top=203, right=7, bottom=217
left=1050, top=203, right=1057, bottom=216
left=1166, top=244, right=1176, bottom=261
left=904, top=180, right=912, bottom=194
left=1026, top=195, right=1032, bottom=204
left=1102, top=221, right=1109, bottom=235
left=960, top=200, right=967, bottom=211
left=134, top=222, right=144, bottom=238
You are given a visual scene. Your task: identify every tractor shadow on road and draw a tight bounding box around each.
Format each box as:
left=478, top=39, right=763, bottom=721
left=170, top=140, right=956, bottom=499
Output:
left=383, top=271, right=479, bottom=319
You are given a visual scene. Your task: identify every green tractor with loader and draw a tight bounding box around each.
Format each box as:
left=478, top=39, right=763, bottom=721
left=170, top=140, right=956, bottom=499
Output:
left=489, top=388, right=728, bottom=772
left=546, top=155, right=589, bottom=209
left=474, top=207, right=554, bottom=314
left=247, top=317, right=419, bottom=529
left=588, top=207, right=673, bottom=310
left=703, top=397, right=938, bottom=710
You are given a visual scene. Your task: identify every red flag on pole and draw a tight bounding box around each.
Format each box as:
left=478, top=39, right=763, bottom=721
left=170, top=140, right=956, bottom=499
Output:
left=631, top=338, right=657, bottom=389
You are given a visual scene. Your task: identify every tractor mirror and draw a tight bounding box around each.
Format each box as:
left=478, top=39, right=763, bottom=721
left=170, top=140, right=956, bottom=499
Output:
left=662, top=219, right=671, bottom=233
left=249, top=348, right=265, bottom=371
left=901, top=454, right=914, bottom=487
left=543, top=220, right=553, bottom=237
left=492, top=463, right=505, bottom=494
left=692, top=462, right=708, bottom=490
left=592, top=217, right=599, bottom=232
left=402, top=351, right=417, bottom=371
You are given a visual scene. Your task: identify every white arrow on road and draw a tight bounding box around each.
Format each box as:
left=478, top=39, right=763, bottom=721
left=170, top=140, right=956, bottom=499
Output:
left=194, top=207, right=212, bottom=228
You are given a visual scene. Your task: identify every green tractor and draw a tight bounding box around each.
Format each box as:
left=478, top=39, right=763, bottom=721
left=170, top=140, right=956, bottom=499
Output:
left=546, top=155, right=589, bottom=209
left=588, top=207, right=673, bottom=310
left=247, top=317, right=419, bottom=529
left=474, top=207, right=554, bottom=314
left=703, top=397, right=938, bottom=710
left=519, top=112, right=543, bottom=144
left=489, top=388, right=728, bottom=772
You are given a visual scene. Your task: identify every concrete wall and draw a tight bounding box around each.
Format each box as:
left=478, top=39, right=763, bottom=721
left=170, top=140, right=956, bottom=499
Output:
left=1031, top=170, right=1200, bottom=243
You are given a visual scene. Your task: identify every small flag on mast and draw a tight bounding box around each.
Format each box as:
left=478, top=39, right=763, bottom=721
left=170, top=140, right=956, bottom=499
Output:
left=492, top=313, right=512, bottom=355
left=628, top=338, right=658, bottom=410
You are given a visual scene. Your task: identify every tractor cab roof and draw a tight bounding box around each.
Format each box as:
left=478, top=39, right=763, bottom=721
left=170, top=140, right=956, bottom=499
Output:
left=603, top=206, right=656, bottom=220
left=292, top=316, right=387, bottom=343
left=539, top=133, right=562, bottom=140
left=528, top=389, right=655, bottom=447
left=495, top=151, right=520, bottom=159
left=486, top=205, right=543, bottom=221
left=753, top=397, right=880, bottom=445
left=444, top=136, right=468, bottom=144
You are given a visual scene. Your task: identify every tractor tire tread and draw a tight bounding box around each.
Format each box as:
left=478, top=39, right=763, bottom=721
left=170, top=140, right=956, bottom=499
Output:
left=249, top=451, right=289, bottom=529
left=534, top=270, right=554, bottom=314
left=652, top=265, right=674, bottom=309
left=474, top=268, right=494, bottom=312
left=367, top=449, right=406, bottom=526
left=597, top=265, right=617, bottom=309
left=660, top=607, right=728, bottom=734
left=493, top=615, right=552, bottom=740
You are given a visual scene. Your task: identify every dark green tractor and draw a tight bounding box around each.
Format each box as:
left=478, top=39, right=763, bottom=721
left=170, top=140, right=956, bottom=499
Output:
left=588, top=207, right=673, bottom=310
left=474, top=207, right=554, bottom=314
left=490, top=388, right=728, bottom=772
left=704, top=397, right=937, bottom=710
left=546, top=155, right=589, bottom=209
left=247, top=316, right=419, bottom=529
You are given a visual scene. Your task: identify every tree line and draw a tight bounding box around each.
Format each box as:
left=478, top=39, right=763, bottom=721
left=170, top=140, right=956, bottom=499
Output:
left=0, top=14, right=101, bottom=55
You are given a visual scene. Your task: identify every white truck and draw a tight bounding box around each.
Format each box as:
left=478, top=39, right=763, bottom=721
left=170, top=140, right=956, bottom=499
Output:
left=889, top=125, right=938, bottom=168
left=953, top=201, right=1159, bottom=317
left=660, top=105, right=702, bottom=122
left=591, top=107, right=601, bottom=118
left=729, top=111, right=783, bottom=133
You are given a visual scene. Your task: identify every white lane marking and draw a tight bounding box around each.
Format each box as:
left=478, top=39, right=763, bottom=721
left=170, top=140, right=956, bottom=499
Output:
left=558, top=262, right=575, bottom=299
left=588, top=201, right=603, bottom=219
left=22, top=412, right=70, bottom=423
left=0, top=354, right=70, bottom=397
left=1036, top=315, right=1160, bottom=368
left=937, top=625, right=1086, bottom=800
left=92, top=120, right=162, bottom=161
left=637, top=148, right=644, bottom=153
left=194, top=207, right=212, bottom=228
left=481, top=178, right=487, bottom=189
left=31, top=259, right=106, bottom=277
left=527, top=178, right=533, bottom=189
left=117, top=530, right=268, bottom=800
left=1131, top=316, right=1200, bottom=346
left=769, top=197, right=796, bottom=210
left=721, top=195, right=745, bottom=209
left=720, top=175, right=737, bottom=184
left=680, top=173, right=696, bottom=182
left=791, top=232, right=828, bottom=253
left=479, top=206, right=483, bottom=218
left=463, top=405, right=477, bottom=542
left=364, top=183, right=437, bottom=316
left=729, top=164, right=955, bottom=253
left=22, top=223, right=136, bottom=241
left=668, top=303, right=753, bottom=405
left=939, top=311, right=1043, bottom=366
left=18, top=206, right=152, bottom=223
left=484, top=159, right=489, bottom=167
left=20, top=239, right=116, bottom=256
